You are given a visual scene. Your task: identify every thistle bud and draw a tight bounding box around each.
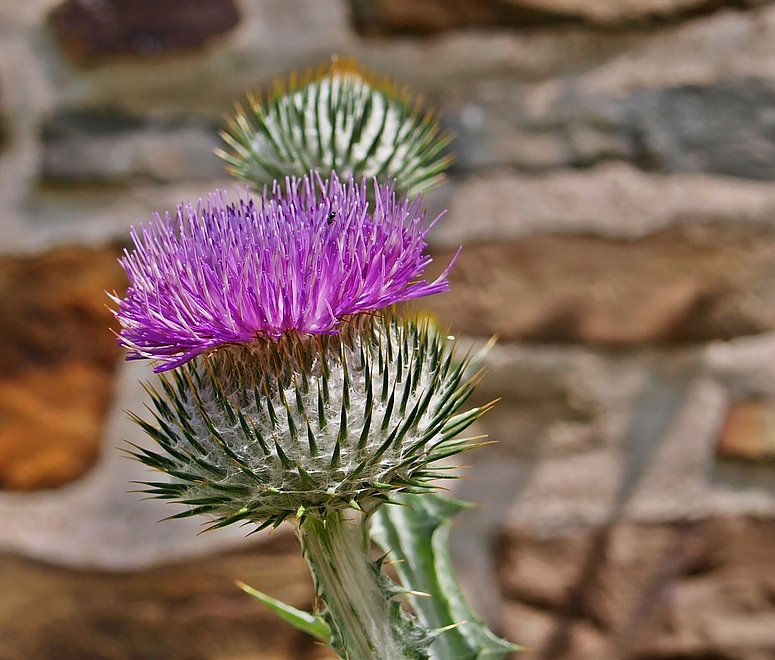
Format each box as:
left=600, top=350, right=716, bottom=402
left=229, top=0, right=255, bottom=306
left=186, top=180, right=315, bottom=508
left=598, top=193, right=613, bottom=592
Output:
left=130, top=312, right=490, bottom=530
left=217, top=59, right=453, bottom=198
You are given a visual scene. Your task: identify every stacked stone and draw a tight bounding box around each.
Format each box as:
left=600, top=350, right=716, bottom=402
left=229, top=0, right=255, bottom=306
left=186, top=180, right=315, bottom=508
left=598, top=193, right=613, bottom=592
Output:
left=2, top=1, right=775, bottom=659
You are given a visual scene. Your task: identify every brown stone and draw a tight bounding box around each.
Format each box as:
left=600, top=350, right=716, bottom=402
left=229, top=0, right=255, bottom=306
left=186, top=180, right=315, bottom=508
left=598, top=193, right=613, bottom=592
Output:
left=0, top=362, right=111, bottom=490
left=350, top=0, right=572, bottom=35
left=0, top=533, right=336, bottom=660
left=718, top=401, right=775, bottom=462
left=497, top=517, right=775, bottom=659
left=350, top=0, right=748, bottom=34
left=48, top=0, right=241, bottom=64
left=420, top=225, right=775, bottom=344
left=501, top=600, right=558, bottom=651
left=0, top=81, right=6, bottom=155
left=0, top=246, right=127, bottom=490
left=509, top=0, right=753, bottom=25
left=498, top=528, right=595, bottom=611
left=0, top=246, right=126, bottom=374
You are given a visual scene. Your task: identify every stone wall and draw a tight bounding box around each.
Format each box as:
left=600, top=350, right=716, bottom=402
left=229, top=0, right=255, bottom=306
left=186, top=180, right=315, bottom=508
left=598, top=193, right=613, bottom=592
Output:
left=2, top=1, right=775, bottom=658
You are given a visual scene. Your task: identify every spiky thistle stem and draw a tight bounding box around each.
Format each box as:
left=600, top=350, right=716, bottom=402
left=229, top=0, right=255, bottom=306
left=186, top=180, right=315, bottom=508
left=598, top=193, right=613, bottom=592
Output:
left=300, top=510, right=429, bottom=660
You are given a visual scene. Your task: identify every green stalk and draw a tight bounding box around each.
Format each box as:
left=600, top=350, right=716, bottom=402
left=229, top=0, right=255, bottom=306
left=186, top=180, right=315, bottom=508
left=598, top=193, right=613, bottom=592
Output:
left=300, top=511, right=427, bottom=660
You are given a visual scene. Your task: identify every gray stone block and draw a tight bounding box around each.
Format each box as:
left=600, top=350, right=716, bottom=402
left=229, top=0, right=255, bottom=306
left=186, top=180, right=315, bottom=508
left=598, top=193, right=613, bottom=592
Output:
left=40, top=111, right=225, bottom=184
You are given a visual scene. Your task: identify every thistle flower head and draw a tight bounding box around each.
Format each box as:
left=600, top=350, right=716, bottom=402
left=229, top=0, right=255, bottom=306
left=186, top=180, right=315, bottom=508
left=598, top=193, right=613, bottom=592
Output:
left=131, top=311, right=492, bottom=530
left=113, top=173, right=452, bottom=371
left=217, top=59, right=454, bottom=197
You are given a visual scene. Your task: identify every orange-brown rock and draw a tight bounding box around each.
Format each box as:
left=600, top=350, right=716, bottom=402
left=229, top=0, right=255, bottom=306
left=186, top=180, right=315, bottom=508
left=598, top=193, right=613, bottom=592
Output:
left=718, top=401, right=775, bottom=462
left=0, top=245, right=126, bottom=374
left=0, top=362, right=112, bottom=489
left=422, top=225, right=775, bottom=344
left=0, top=246, right=127, bottom=490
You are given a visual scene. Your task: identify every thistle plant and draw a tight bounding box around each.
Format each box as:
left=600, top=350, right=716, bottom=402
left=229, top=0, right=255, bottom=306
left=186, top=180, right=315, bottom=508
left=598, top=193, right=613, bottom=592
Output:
left=114, top=62, right=517, bottom=660
left=217, top=59, right=453, bottom=198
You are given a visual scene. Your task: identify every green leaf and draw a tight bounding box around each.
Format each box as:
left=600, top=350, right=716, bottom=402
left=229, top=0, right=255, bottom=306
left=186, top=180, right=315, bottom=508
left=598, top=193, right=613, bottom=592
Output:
left=371, top=493, right=521, bottom=660
left=236, top=580, right=331, bottom=642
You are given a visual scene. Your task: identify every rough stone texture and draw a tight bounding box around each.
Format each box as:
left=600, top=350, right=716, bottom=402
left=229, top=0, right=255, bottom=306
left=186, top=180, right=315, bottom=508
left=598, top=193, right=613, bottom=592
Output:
left=35, top=1, right=775, bottom=127
left=705, top=332, right=775, bottom=396
left=43, top=0, right=355, bottom=119
left=12, top=179, right=236, bottom=255
left=623, top=78, right=775, bottom=179
left=350, top=0, right=581, bottom=35
left=0, top=363, right=112, bottom=490
left=48, top=0, right=241, bottom=64
left=462, top=340, right=775, bottom=525
left=513, top=0, right=768, bottom=25
left=0, top=246, right=124, bottom=373
left=4, top=4, right=773, bottom=257
left=447, top=76, right=775, bottom=177
left=22, top=159, right=775, bottom=255
left=559, top=5, right=775, bottom=97
left=41, top=111, right=224, bottom=184
left=497, top=517, right=775, bottom=660
left=429, top=163, right=775, bottom=249
left=0, top=247, right=126, bottom=490
left=0, top=83, right=7, bottom=154
left=718, top=401, right=775, bottom=461
left=446, top=334, right=775, bottom=637
left=46, top=4, right=775, bottom=123
left=432, top=7, right=775, bottom=176
left=0, top=533, right=336, bottom=660
left=350, top=0, right=766, bottom=34
left=421, top=224, right=775, bottom=344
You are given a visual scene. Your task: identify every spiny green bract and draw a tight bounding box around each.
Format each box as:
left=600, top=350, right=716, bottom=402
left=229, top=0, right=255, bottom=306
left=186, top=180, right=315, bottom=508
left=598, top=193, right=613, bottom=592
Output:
left=129, top=312, right=492, bottom=531
left=216, top=59, right=453, bottom=198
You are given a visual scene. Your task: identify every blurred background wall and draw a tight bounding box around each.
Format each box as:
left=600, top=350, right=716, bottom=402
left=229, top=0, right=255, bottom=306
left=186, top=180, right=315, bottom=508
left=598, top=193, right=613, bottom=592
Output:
left=2, top=1, right=775, bottom=658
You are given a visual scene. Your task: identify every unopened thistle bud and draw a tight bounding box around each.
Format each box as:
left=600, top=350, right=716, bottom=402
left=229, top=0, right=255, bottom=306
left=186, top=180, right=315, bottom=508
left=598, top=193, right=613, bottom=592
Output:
left=217, top=59, right=453, bottom=198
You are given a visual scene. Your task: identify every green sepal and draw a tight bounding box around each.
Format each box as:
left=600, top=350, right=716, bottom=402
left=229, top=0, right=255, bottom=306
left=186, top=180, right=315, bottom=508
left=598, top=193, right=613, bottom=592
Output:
left=236, top=580, right=331, bottom=642
left=371, top=493, right=521, bottom=659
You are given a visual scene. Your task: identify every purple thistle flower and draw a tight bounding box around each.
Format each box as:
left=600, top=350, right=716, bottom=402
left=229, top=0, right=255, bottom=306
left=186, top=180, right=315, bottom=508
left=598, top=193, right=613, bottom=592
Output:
left=112, top=172, right=454, bottom=371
